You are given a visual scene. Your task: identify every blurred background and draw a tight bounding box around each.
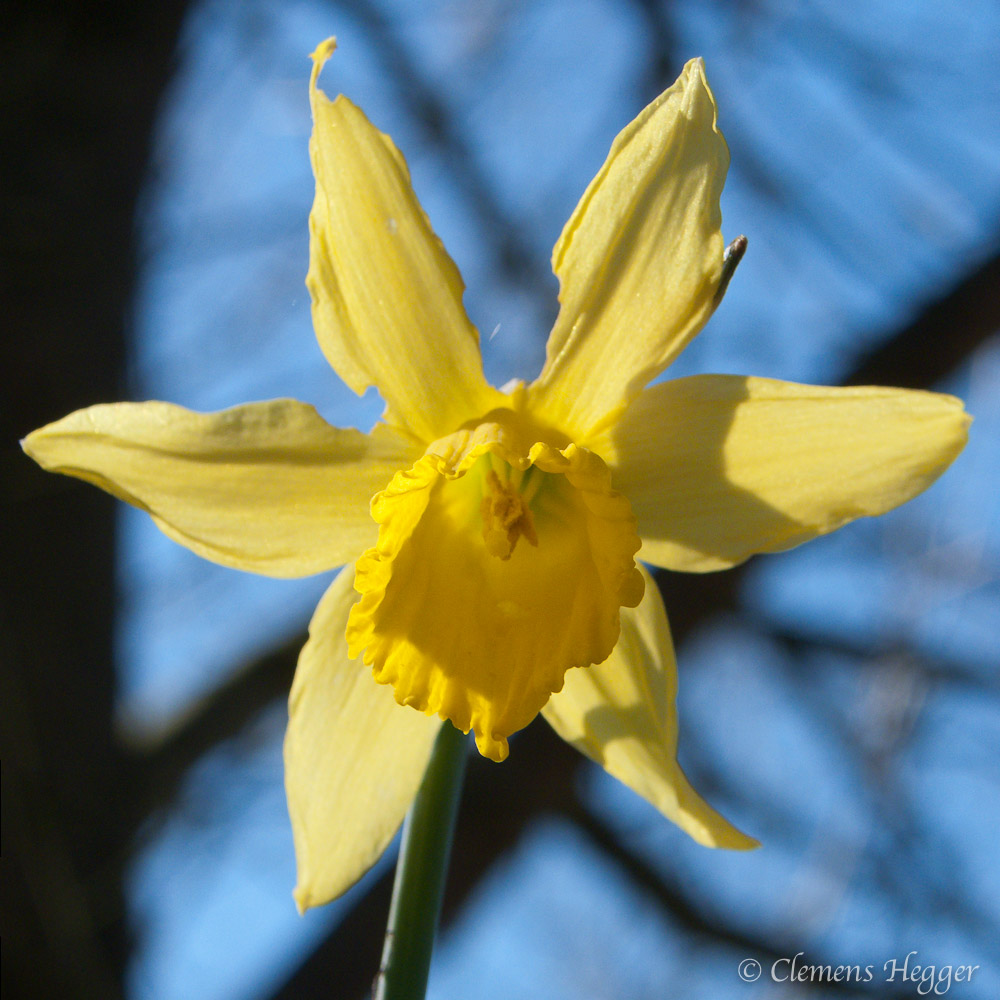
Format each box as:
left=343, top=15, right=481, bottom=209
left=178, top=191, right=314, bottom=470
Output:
left=4, top=1, right=999, bottom=998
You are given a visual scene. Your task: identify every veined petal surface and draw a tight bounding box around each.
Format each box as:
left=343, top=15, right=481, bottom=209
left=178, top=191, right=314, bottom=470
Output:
left=285, top=567, right=441, bottom=910
left=543, top=566, right=757, bottom=848
left=347, top=424, right=644, bottom=762
left=529, top=58, right=729, bottom=443
left=596, top=375, right=971, bottom=571
left=22, top=399, right=418, bottom=577
left=308, top=38, right=501, bottom=442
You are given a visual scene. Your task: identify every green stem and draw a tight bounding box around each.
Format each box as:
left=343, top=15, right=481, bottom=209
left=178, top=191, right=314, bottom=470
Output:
left=374, top=722, right=469, bottom=1000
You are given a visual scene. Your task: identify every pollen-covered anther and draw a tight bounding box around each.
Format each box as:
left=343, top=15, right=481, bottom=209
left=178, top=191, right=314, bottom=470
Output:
left=480, top=468, right=538, bottom=560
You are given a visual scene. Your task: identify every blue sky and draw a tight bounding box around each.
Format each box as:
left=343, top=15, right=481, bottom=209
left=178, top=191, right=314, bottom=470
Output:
left=117, top=2, right=999, bottom=997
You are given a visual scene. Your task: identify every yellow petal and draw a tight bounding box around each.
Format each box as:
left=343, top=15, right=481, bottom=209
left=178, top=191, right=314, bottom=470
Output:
left=285, top=567, right=441, bottom=910
left=597, top=375, right=971, bottom=572
left=346, top=421, right=644, bottom=762
left=543, top=565, right=757, bottom=848
left=22, top=399, right=419, bottom=577
left=529, top=58, right=729, bottom=443
left=307, top=39, right=501, bottom=442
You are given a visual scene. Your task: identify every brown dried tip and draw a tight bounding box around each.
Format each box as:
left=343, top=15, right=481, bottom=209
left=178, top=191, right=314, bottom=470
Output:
left=713, top=235, right=748, bottom=307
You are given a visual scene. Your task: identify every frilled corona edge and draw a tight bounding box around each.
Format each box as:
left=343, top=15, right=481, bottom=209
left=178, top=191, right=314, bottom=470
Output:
left=347, top=425, right=643, bottom=761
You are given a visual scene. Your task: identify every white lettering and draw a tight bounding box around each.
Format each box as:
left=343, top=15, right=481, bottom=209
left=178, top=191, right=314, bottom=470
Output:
left=771, top=955, right=792, bottom=982
left=885, top=951, right=919, bottom=982
left=769, top=953, right=974, bottom=994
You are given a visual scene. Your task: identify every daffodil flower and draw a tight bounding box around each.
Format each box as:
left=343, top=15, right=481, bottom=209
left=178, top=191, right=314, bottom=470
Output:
left=23, top=39, right=970, bottom=912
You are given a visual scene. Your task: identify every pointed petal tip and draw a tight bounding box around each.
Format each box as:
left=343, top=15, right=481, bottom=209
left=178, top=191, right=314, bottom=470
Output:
left=700, top=824, right=760, bottom=851
left=663, top=760, right=761, bottom=852
left=21, top=419, right=66, bottom=466
left=309, top=38, right=337, bottom=107
left=681, top=55, right=724, bottom=150
left=675, top=55, right=715, bottom=103
left=662, top=759, right=761, bottom=852
left=682, top=55, right=707, bottom=80
left=310, top=36, right=337, bottom=68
